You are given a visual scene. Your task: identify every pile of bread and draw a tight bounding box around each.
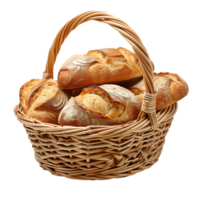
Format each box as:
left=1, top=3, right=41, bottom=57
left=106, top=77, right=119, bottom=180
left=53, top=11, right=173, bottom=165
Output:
left=20, top=47, right=188, bottom=126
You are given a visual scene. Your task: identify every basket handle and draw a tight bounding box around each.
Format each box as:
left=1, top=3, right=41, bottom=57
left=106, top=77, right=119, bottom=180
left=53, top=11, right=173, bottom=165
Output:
left=43, top=10, right=157, bottom=128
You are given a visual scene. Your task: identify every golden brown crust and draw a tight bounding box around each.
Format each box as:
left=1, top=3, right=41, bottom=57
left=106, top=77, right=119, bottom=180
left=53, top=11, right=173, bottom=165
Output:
left=19, top=79, right=39, bottom=96
left=58, top=70, right=71, bottom=87
left=87, top=48, right=124, bottom=58
left=29, top=111, right=57, bottom=124
left=58, top=47, right=143, bottom=89
left=19, top=79, right=43, bottom=114
left=58, top=84, right=141, bottom=126
left=128, top=72, right=189, bottom=111
left=77, top=86, right=114, bottom=104
left=19, top=79, right=71, bottom=124
left=154, top=72, right=189, bottom=100
left=25, top=80, right=47, bottom=112
left=129, top=87, right=144, bottom=95
left=74, top=86, right=125, bottom=119
left=35, top=90, right=70, bottom=115
left=87, top=48, right=143, bottom=80
left=88, top=63, right=111, bottom=84
left=19, top=79, right=42, bottom=97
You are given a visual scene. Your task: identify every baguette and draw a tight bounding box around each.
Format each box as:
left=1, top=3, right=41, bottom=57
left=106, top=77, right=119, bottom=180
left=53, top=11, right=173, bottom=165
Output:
left=128, top=72, right=189, bottom=110
left=58, top=47, right=142, bottom=89
left=58, top=84, right=141, bottom=126
left=20, top=79, right=71, bottom=124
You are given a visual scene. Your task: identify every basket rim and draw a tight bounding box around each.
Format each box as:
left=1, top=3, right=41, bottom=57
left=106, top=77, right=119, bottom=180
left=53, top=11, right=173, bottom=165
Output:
left=14, top=102, right=178, bottom=138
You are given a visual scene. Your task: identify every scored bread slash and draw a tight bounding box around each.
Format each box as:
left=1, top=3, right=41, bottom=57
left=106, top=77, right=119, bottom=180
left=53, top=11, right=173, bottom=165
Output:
left=58, top=84, right=141, bottom=126
left=57, top=47, right=143, bottom=90
left=75, top=86, right=125, bottom=119
left=19, top=79, right=71, bottom=124
left=128, top=72, right=189, bottom=111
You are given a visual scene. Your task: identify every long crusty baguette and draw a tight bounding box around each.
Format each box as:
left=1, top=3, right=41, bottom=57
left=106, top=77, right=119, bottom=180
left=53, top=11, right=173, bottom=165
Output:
left=20, top=79, right=71, bottom=124
left=58, top=47, right=142, bottom=90
left=128, top=72, right=189, bottom=111
left=58, top=84, right=141, bottom=126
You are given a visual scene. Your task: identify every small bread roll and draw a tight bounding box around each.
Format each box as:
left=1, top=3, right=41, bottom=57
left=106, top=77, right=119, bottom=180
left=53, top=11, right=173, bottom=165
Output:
left=20, top=79, right=71, bottom=124
left=128, top=72, right=189, bottom=110
left=58, top=84, right=141, bottom=126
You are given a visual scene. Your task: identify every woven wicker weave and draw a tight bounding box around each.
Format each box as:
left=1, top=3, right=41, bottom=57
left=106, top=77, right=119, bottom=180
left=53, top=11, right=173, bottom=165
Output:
left=14, top=11, right=178, bottom=180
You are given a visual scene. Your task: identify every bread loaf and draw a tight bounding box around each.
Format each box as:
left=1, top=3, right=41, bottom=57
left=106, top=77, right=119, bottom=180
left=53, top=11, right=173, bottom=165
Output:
left=20, top=79, right=71, bottom=124
left=128, top=72, right=189, bottom=110
left=58, top=47, right=142, bottom=90
left=58, top=84, right=141, bottom=126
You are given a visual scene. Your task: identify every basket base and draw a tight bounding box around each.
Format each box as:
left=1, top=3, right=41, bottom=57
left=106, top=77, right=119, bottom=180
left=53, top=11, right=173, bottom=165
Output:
left=33, top=151, right=164, bottom=181
left=30, top=117, right=173, bottom=180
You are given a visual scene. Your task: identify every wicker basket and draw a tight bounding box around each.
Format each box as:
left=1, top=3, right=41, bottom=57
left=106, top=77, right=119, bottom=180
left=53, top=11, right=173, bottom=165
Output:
left=14, top=11, right=178, bottom=180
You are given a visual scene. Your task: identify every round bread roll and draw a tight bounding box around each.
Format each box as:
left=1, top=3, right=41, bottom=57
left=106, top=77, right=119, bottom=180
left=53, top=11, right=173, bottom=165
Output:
left=58, top=84, right=141, bottom=126
left=20, top=79, right=71, bottom=124
left=128, top=72, right=189, bottom=111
